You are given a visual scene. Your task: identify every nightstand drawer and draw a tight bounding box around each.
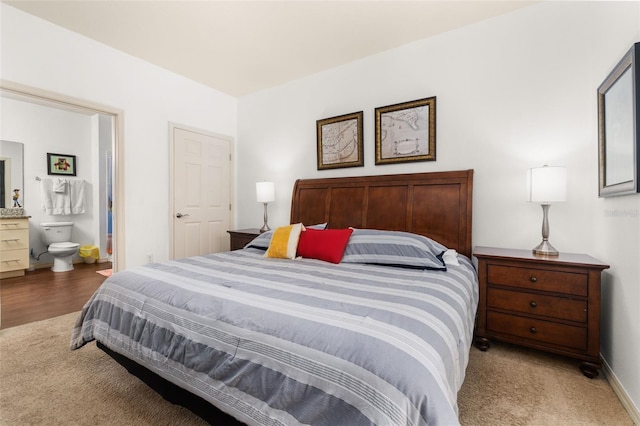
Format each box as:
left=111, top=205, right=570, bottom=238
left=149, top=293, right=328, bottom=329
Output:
left=487, top=311, right=587, bottom=351
left=488, top=265, right=587, bottom=296
left=488, top=288, right=587, bottom=322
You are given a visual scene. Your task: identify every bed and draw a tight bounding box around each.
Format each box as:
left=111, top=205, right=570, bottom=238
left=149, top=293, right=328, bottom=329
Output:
left=71, top=170, right=476, bottom=426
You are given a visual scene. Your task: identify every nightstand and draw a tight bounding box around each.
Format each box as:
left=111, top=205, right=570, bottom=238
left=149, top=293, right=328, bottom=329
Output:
left=473, top=246, right=609, bottom=378
left=227, top=228, right=262, bottom=251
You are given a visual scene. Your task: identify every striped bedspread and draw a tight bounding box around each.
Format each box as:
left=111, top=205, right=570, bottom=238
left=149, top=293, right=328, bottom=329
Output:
left=71, top=248, right=478, bottom=426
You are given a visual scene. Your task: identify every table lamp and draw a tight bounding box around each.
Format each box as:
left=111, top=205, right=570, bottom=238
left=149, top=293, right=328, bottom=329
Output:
left=528, top=165, right=567, bottom=256
left=256, top=181, right=275, bottom=233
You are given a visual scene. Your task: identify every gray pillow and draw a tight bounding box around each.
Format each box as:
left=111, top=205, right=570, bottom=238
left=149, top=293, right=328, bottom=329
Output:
left=341, top=229, right=447, bottom=271
left=244, top=223, right=327, bottom=250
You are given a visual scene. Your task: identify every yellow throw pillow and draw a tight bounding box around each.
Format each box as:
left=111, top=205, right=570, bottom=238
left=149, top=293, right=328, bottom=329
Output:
left=265, top=223, right=303, bottom=260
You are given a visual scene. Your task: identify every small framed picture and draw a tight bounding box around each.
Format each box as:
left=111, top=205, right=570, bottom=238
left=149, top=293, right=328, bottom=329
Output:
left=316, top=111, right=364, bottom=170
left=375, top=97, right=436, bottom=165
left=47, top=153, right=77, bottom=176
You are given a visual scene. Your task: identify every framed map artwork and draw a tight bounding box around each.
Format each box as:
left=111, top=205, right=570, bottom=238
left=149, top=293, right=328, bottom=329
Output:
left=316, top=111, right=364, bottom=170
left=375, top=97, right=436, bottom=165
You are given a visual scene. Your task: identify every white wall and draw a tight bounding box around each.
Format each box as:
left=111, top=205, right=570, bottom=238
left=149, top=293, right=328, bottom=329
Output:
left=237, top=1, right=639, bottom=417
left=1, top=3, right=238, bottom=268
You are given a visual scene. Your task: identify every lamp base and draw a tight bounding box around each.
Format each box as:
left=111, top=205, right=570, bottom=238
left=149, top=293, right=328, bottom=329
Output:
left=259, top=224, right=271, bottom=233
left=533, top=240, right=559, bottom=256
left=259, top=202, right=271, bottom=233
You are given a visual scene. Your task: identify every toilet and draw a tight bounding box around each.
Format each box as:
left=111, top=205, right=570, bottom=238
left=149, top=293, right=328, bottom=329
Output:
left=40, top=222, right=80, bottom=272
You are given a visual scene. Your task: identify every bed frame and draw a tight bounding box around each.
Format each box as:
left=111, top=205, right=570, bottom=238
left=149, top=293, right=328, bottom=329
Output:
left=98, top=169, right=474, bottom=424
left=291, top=169, right=473, bottom=258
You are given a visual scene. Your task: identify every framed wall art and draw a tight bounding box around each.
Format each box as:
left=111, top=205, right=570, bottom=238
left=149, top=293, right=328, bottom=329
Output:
left=597, top=42, right=639, bottom=197
left=316, top=111, right=364, bottom=170
left=47, top=153, right=77, bottom=176
left=375, top=96, right=436, bottom=165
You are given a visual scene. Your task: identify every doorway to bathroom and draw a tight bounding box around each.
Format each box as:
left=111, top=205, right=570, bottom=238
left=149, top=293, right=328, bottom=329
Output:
left=0, top=82, right=125, bottom=272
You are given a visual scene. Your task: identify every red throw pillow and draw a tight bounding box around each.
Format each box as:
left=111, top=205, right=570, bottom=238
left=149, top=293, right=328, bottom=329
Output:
left=297, top=228, right=354, bottom=264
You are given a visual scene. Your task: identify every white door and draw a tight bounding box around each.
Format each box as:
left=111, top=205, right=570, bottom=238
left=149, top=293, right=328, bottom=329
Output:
left=171, top=126, right=232, bottom=259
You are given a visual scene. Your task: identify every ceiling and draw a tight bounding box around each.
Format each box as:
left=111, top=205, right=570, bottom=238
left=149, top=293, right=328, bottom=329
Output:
left=6, top=1, right=536, bottom=97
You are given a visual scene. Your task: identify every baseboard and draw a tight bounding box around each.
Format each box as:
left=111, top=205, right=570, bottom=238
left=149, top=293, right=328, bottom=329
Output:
left=29, top=257, right=107, bottom=271
left=602, top=356, right=640, bottom=425
left=30, top=262, right=53, bottom=270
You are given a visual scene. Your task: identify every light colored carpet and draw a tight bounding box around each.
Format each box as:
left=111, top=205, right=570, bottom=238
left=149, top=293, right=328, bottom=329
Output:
left=0, top=312, right=633, bottom=425
left=458, top=341, right=633, bottom=425
left=0, top=312, right=207, bottom=426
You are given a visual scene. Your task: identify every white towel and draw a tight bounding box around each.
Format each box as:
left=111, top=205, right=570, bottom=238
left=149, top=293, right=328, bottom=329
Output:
left=52, top=178, right=68, bottom=193
left=70, top=180, right=86, bottom=214
left=40, top=178, right=70, bottom=215
left=40, top=178, right=54, bottom=214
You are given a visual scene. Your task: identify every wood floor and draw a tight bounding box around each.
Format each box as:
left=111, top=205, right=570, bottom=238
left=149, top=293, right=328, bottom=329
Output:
left=0, top=262, right=111, bottom=329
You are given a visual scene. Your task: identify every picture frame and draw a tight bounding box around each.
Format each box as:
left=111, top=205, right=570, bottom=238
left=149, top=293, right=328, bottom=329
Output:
left=375, top=96, right=436, bottom=165
left=316, top=111, right=364, bottom=170
left=47, top=153, right=77, bottom=176
left=597, top=42, right=639, bottom=197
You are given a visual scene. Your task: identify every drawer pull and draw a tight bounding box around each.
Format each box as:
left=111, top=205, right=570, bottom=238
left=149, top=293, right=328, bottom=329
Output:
left=530, top=327, right=537, bottom=334
left=530, top=301, right=537, bottom=308
left=530, top=276, right=537, bottom=283
left=2, top=238, right=20, bottom=242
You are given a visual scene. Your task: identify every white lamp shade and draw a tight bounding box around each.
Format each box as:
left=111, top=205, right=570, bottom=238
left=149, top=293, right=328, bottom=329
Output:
left=256, top=181, right=275, bottom=203
left=528, top=166, right=567, bottom=203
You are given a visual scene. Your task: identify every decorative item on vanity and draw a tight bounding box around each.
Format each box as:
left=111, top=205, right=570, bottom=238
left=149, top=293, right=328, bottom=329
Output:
left=12, top=189, right=22, bottom=207
left=528, top=165, right=567, bottom=256
left=256, top=181, right=275, bottom=233
left=40, top=222, right=80, bottom=272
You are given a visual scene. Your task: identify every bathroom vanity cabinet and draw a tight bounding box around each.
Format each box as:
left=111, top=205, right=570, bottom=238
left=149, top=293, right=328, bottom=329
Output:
left=0, top=217, right=30, bottom=279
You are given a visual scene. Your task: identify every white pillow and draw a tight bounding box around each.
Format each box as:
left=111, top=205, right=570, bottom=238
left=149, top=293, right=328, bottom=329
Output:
left=443, top=249, right=460, bottom=266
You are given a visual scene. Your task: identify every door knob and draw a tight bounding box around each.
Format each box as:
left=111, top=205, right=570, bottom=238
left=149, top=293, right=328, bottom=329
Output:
left=176, top=213, right=190, bottom=218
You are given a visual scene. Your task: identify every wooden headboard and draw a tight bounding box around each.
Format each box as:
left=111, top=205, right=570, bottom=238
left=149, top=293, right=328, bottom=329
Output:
left=290, top=170, right=474, bottom=258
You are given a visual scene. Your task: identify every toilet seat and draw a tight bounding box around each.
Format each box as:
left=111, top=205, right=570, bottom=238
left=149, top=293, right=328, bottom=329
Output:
left=49, top=242, right=80, bottom=253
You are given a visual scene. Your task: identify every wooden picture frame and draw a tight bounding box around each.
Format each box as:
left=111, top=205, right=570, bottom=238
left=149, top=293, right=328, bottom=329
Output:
left=47, top=153, right=77, bottom=176
left=316, top=111, right=364, bottom=170
left=375, top=97, right=436, bottom=165
left=598, top=42, right=639, bottom=197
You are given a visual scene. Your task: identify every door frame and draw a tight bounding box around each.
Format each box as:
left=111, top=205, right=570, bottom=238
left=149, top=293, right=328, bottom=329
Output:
left=0, top=80, right=126, bottom=271
left=168, top=122, right=235, bottom=260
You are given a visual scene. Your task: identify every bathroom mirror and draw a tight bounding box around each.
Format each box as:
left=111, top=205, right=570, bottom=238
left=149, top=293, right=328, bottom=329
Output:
left=0, top=140, right=24, bottom=210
